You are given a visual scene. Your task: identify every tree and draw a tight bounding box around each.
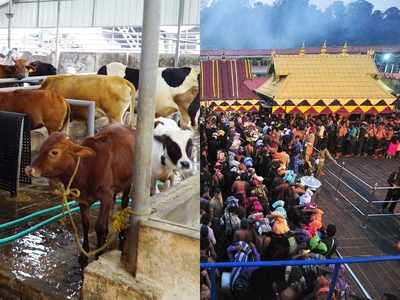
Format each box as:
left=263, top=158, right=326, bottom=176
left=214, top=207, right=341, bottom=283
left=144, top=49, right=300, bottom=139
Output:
left=200, top=0, right=400, bottom=49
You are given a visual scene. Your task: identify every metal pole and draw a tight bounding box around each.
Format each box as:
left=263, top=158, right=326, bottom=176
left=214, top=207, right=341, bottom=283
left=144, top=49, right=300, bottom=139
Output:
left=334, top=161, right=345, bottom=200
left=36, top=0, right=40, bottom=27
left=55, top=0, right=61, bottom=68
left=6, top=0, right=13, bottom=50
left=121, top=0, right=161, bottom=275
left=210, top=268, right=216, bottom=300
left=363, top=182, right=377, bottom=228
left=174, top=0, right=184, bottom=67
left=91, top=0, right=96, bottom=27
left=327, top=264, right=341, bottom=300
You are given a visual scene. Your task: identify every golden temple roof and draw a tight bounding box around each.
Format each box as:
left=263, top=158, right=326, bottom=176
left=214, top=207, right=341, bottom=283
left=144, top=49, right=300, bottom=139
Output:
left=256, top=51, right=396, bottom=106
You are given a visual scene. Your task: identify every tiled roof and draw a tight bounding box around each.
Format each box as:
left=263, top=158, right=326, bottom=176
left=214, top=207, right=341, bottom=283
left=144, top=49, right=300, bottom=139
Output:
left=256, top=53, right=396, bottom=106
left=200, top=59, right=259, bottom=100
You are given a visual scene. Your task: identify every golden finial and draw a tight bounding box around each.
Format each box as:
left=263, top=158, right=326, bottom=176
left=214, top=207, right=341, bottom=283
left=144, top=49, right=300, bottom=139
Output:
left=341, top=42, right=348, bottom=55
left=367, top=48, right=375, bottom=56
left=299, top=41, right=305, bottom=55
left=321, top=40, right=327, bottom=54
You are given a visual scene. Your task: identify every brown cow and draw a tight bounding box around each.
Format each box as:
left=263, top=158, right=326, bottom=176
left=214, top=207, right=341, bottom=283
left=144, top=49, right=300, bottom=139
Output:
left=40, top=75, right=136, bottom=125
left=25, top=125, right=135, bottom=266
left=0, top=89, right=70, bottom=133
left=0, top=58, right=36, bottom=79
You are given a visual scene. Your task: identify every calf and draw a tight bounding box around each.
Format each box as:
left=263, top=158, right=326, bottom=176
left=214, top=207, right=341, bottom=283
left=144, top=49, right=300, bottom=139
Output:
left=98, top=62, right=199, bottom=129
left=40, top=75, right=136, bottom=125
left=0, top=89, right=70, bottom=133
left=151, top=117, right=194, bottom=194
left=0, top=58, right=35, bottom=79
left=25, top=125, right=135, bottom=265
left=28, top=61, right=57, bottom=76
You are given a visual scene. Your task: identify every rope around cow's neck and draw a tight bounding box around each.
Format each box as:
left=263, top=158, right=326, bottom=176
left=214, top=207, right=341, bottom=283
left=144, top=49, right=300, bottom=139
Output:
left=55, top=156, right=152, bottom=258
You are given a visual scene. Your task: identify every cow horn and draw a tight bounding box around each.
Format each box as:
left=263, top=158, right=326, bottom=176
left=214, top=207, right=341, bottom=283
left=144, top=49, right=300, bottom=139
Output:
left=11, top=57, right=16, bottom=63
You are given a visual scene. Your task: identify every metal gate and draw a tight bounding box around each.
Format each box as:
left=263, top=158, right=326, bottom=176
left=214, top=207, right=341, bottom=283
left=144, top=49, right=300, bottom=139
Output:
left=0, top=111, right=31, bottom=197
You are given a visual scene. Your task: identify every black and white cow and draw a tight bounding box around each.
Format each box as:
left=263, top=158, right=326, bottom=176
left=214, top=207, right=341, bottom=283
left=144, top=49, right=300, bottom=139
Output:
left=97, top=62, right=199, bottom=130
left=151, top=117, right=194, bottom=195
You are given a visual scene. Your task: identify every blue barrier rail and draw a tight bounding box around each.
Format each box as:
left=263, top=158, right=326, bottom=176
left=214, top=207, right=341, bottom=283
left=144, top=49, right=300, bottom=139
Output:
left=200, top=255, right=400, bottom=300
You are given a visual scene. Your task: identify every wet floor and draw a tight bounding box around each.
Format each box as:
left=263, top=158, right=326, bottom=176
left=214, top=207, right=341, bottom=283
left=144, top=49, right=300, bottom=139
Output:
left=0, top=132, right=199, bottom=299
left=0, top=183, right=90, bottom=299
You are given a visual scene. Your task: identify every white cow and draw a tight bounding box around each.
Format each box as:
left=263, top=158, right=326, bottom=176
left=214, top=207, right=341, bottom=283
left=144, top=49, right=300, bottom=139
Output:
left=151, top=117, right=194, bottom=195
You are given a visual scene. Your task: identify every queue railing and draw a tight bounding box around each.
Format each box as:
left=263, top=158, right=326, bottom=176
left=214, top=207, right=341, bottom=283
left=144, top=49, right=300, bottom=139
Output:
left=200, top=255, right=400, bottom=300
left=309, top=144, right=400, bottom=225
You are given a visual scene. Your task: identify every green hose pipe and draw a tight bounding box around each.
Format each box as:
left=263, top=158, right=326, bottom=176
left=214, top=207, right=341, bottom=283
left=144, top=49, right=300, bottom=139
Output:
left=0, top=199, right=127, bottom=246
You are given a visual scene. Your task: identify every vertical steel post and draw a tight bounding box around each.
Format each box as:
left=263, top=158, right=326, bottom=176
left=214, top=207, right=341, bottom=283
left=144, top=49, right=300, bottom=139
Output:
left=334, top=161, right=345, bottom=201
left=55, top=0, right=61, bottom=68
left=174, top=0, right=184, bottom=67
left=363, top=182, right=377, bottom=228
left=91, top=0, right=96, bottom=27
left=210, top=268, right=216, bottom=300
left=6, top=0, right=13, bottom=50
left=121, top=0, right=161, bottom=275
left=36, top=0, right=40, bottom=27
left=327, top=264, right=341, bottom=300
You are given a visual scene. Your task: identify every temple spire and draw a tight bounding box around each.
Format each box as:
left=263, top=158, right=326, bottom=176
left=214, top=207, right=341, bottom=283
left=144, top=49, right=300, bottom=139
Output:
left=321, top=40, right=327, bottom=54
left=299, top=41, right=305, bottom=55
left=341, top=42, right=348, bottom=55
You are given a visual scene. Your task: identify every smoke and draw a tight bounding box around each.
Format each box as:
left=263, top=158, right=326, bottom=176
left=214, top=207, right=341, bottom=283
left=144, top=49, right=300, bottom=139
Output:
left=201, top=0, right=400, bottom=49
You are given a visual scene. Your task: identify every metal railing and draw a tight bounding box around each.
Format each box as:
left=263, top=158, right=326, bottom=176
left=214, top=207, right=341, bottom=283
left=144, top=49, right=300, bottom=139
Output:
left=200, top=255, right=400, bottom=300
left=310, top=144, right=400, bottom=222
left=0, top=77, right=96, bottom=136
left=65, top=99, right=95, bottom=136
left=0, top=73, right=96, bottom=85
left=0, top=27, right=200, bottom=55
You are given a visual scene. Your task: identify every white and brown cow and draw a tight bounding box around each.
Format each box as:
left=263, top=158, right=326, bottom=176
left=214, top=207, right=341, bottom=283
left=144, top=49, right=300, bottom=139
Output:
left=97, top=62, right=199, bottom=130
left=151, top=117, right=194, bottom=195
left=40, top=75, right=136, bottom=126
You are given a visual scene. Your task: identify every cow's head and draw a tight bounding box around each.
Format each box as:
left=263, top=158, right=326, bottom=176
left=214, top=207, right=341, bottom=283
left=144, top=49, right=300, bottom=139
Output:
left=154, top=128, right=193, bottom=171
left=13, top=58, right=36, bottom=79
left=25, top=133, right=95, bottom=179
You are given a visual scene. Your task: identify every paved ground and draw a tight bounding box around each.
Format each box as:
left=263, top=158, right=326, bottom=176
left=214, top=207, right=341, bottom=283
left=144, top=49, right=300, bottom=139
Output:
left=317, top=157, right=400, bottom=299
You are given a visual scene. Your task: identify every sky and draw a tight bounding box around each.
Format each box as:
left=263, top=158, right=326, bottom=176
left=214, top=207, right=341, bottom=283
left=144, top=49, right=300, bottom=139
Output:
left=201, top=0, right=400, bottom=49
left=253, top=0, right=400, bottom=11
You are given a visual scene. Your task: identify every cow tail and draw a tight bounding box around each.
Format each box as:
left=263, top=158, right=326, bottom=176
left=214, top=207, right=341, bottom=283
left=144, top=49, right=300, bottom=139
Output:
left=61, top=101, right=71, bottom=135
left=126, top=80, right=136, bottom=129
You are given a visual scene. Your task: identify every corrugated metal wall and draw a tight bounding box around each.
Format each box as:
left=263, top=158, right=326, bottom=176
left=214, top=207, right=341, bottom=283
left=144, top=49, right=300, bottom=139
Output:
left=0, top=0, right=199, bottom=28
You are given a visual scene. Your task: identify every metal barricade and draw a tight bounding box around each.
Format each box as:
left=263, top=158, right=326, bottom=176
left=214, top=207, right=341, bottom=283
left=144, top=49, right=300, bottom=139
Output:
left=0, top=111, right=31, bottom=196
left=309, top=144, right=400, bottom=226
left=200, top=255, right=400, bottom=300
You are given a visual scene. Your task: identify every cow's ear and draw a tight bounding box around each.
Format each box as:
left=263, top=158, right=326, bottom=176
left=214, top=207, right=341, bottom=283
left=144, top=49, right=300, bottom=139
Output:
left=27, top=65, right=37, bottom=73
left=154, top=120, right=164, bottom=129
left=72, top=144, right=96, bottom=158
left=154, top=134, right=167, bottom=146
